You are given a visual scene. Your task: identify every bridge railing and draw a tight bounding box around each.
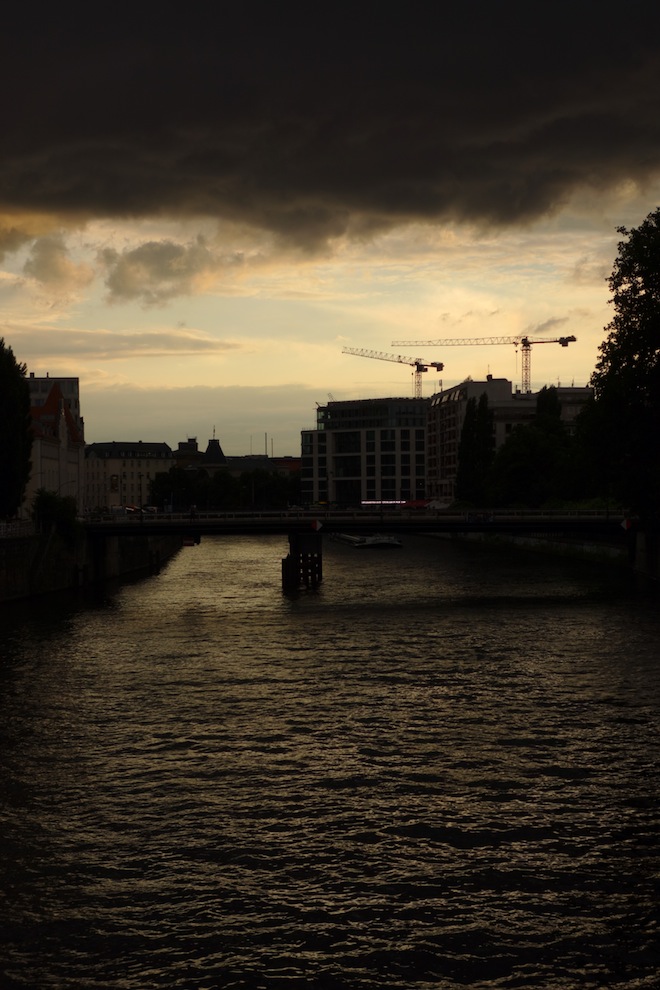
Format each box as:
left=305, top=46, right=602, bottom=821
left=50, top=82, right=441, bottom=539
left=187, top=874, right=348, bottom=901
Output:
left=86, top=507, right=624, bottom=524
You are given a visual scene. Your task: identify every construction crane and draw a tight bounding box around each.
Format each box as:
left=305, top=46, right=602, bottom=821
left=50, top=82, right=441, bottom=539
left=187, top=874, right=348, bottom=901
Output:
left=342, top=347, right=444, bottom=398
left=390, top=335, right=576, bottom=393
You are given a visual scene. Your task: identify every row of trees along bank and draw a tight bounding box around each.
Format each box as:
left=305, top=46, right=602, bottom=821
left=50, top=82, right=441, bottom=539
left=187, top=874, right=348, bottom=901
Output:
left=1, top=207, right=660, bottom=528
left=148, top=465, right=302, bottom=512
left=454, top=208, right=660, bottom=528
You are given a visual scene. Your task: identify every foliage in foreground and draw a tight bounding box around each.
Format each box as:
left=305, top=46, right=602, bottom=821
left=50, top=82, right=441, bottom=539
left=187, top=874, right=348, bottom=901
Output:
left=455, top=208, right=660, bottom=516
left=0, top=338, right=32, bottom=518
left=32, top=489, right=81, bottom=544
left=590, top=208, right=660, bottom=522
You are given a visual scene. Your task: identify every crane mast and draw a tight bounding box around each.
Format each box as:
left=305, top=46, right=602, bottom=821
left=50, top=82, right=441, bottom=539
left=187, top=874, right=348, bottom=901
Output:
left=342, top=347, right=443, bottom=398
left=391, top=335, right=576, bottom=393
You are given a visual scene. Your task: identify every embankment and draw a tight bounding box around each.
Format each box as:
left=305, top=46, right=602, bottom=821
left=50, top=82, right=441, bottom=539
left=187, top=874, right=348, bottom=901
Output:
left=439, top=526, right=658, bottom=582
left=0, top=529, right=183, bottom=602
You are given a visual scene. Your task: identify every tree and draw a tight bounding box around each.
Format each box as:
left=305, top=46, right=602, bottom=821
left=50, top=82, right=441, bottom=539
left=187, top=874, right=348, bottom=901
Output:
left=239, top=469, right=291, bottom=509
left=534, top=385, right=563, bottom=433
left=569, top=397, right=615, bottom=504
left=486, top=423, right=566, bottom=508
left=455, top=393, right=494, bottom=504
left=485, top=387, right=572, bottom=508
left=0, top=337, right=32, bottom=518
left=149, top=466, right=207, bottom=510
left=591, top=209, right=660, bottom=522
left=148, top=464, right=297, bottom=510
left=32, top=488, right=79, bottom=544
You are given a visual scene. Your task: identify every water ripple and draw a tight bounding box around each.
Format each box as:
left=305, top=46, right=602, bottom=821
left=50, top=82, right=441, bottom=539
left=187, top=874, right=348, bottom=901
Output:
left=1, top=536, right=659, bottom=988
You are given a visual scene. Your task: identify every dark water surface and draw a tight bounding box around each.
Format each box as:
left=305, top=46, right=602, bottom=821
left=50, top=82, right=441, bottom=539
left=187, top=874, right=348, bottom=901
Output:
left=1, top=536, right=659, bottom=989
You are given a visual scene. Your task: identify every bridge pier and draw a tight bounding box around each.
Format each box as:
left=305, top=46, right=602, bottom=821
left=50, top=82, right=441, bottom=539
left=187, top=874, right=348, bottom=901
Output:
left=282, top=532, right=322, bottom=591
left=632, top=527, right=659, bottom=582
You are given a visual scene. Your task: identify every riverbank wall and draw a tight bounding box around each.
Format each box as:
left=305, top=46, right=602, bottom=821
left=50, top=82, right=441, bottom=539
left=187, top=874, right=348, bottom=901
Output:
left=0, top=529, right=183, bottom=602
left=440, top=526, right=659, bottom=582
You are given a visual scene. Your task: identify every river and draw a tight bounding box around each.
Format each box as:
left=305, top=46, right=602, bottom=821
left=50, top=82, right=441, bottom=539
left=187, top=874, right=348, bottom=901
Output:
left=1, top=535, right=659, bottom=989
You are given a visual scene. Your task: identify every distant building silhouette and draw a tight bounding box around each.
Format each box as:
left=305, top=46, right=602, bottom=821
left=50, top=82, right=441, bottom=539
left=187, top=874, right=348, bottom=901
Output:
left=173, top=435, right=300, bottom=480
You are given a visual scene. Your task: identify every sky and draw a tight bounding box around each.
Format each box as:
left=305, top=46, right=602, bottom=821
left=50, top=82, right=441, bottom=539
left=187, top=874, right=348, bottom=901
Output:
left=2, top=5, right=660, bottom=456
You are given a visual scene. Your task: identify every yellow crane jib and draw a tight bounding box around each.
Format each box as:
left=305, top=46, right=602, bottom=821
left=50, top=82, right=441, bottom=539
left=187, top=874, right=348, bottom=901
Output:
left=390, top=335, right=576, bottom=393
left=342, top=347, right=444, bottom=398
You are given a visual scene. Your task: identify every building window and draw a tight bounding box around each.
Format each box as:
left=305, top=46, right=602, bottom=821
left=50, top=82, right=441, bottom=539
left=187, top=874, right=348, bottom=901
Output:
left=335, top=432, right=361, bottom=454
left=334, top=455, right=362, bottom=477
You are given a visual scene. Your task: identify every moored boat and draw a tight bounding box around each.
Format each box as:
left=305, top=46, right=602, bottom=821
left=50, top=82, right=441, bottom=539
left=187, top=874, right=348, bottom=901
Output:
left=336, top=533, right=402, bottom=549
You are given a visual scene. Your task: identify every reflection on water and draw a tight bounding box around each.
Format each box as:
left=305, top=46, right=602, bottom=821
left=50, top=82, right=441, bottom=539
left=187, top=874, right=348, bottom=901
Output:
left=1, top=536, right=659, bottom=989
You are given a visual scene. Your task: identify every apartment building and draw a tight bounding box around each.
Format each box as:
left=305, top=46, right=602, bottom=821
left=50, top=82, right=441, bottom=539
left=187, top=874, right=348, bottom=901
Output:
left=301, top=397, right=429, bottom=506
left=85, top=442, right=174, bottom=511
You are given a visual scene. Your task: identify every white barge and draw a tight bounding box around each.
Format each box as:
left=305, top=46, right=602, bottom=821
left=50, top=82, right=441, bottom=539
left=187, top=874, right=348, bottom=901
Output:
left=336, top=533, right=402, bottom=549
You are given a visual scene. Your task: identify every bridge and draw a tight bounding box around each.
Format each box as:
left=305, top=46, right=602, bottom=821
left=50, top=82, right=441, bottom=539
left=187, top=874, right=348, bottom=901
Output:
left=85, top=507, right=631, bottom=539
left=82, top=507, right=635, bottom=592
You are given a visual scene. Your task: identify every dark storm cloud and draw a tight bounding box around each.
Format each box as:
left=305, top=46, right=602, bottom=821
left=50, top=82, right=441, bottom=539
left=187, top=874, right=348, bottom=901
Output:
left=2, top=5, right=660, bottom=247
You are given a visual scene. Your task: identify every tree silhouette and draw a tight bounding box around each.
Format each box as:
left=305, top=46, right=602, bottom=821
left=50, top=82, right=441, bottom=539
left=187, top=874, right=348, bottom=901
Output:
left=485, top=387, right=571, bottom=507
left=591, top=209, right=660, bottom=521
left=0, top=338, right=32, bottom=518
left=455, top=393, right=494, bottom=504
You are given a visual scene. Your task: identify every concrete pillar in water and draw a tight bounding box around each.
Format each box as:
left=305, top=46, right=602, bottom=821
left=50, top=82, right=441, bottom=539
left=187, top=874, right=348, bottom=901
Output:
left=282, top=531, right=323, bottom=591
